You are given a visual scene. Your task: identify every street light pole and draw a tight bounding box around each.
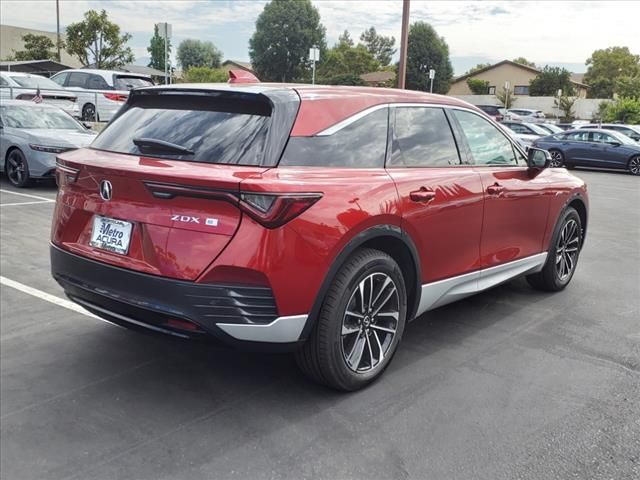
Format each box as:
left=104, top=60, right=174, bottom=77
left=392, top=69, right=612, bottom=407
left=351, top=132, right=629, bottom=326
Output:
left=56, top=0, right=61, bottom=62
left=429, top=68, right=435, bottom=93
left=397, top=0, right=410, bottom=89
left=164, top=23, right=168, bottom=85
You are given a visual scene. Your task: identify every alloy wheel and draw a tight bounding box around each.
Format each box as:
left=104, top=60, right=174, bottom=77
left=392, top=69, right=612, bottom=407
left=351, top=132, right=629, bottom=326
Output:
left=549, top=150, right=563, bottom=167
left=6, top=151, right=26, bottom=186
left=555, top=219, right=580, bottom=281
left=629, top=156, right=640, bottom=176
left=341, top=272, right=400, bottom=373
left=83, top=104, right=96, bottom=122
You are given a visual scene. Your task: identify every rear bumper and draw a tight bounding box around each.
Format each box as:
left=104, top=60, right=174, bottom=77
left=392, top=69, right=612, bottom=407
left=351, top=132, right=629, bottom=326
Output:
left=50, top=244, right=307, bottom=349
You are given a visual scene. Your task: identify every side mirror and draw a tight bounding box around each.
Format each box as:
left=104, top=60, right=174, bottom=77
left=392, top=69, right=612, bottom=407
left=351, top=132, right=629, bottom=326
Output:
left=607, top=141, right=621, bottom=147
left=527, top=147, right=551, bottom=168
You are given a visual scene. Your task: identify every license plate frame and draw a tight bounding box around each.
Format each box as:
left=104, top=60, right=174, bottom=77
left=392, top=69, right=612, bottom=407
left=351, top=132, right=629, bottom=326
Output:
left=89, top=215, right=133, bottom=255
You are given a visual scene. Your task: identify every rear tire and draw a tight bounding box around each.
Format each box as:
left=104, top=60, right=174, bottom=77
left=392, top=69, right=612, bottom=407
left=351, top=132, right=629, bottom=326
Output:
left=527, top=207, right=582, bottom=292
left=549, top=149, right=564, bottom=167
left=82, top=103, right=97, bottom=122
left=296, top=248, right=407, bottom=391
left=628, top=156, right=640, bottom=176
left=5, top=149, right=31, bottom=188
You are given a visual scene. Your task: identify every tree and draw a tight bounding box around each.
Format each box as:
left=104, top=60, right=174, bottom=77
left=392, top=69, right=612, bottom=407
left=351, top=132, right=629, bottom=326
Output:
left=182, top=66, right=228, bottom=83
left=584, top=46, right=640, bottom=98
left=318, top=32, right=379, bottom=79
left=147, top=24, right=172, bottom=71
left=66, top=9, right=134, bottom=69
left=602, top=97, right=640, bottom=123
left=614, top=76, right=640, bottom=99
left=13, top=34, right=57, bottom=61
left=553, top=95, right=577, bottom=122
left=176, top=39, right=222, bottom=70
left=249, top=0, right=326, bottom=82
left=465, top=62, right=492, bottom=75
left=529, top=66, right=575, bottom=96
left=360, top=27, right=396, bottom=66
left=467, top=78, right=489, bottom=94
left=323, top=73, right=366, bottom=86
left=512, top=57, right=536, bottom=68
left=337, top=30, right=354, bottom=48
left=405, top=22, right=453, bottom=93
left=496, top=86, right=515, bottom=108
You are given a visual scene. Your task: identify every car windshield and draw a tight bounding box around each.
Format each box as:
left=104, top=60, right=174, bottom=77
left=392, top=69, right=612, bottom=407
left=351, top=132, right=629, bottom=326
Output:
left=540, top=124, right=563, bottom=133
left=8, top=75, right=62, bottom=89
left=114, top=76, right=154, bottom=90
left=524, top=123, right=551, bottom=135
left=605, top=130, right=637, bottom=145
left=0, top=104, right=82, bottom=130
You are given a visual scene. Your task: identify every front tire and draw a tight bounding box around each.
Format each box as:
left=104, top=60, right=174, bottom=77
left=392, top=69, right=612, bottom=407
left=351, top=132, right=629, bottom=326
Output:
left=549, top=149, right=564, bottom=168
left=82, top=103, right=97, bottom=122
left=628, top=156, right=640, bottom=176
left=5, top=149, right=31, bottom=188
left=296, top=248, right=407, bottom=391
left=527, top=207, right=582, bottom=292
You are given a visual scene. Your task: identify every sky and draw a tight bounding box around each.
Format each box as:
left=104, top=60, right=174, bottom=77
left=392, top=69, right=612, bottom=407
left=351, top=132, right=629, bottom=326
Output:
left=2, top=0, right=639, bottom=75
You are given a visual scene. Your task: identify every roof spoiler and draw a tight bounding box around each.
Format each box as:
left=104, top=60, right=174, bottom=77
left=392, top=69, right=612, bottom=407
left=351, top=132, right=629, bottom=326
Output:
left=228, top=69, right=260, bottom=84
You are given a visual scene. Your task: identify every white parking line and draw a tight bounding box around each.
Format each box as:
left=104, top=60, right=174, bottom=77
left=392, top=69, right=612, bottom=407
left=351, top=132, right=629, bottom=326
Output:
left=0, top=189, right=55, bottom=202
left=0, top=276, right=117, bottom=327
left=1, top=200, right=54, bottom=207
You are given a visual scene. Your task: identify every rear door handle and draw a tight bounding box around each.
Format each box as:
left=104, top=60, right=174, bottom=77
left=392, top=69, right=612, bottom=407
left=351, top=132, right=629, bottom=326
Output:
left=486, top=183, right=505, bottom=195
left=409, top=188, right=436, bottom=203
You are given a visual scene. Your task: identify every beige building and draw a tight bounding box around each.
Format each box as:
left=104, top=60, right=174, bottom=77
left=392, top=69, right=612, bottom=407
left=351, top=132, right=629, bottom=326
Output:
left=448, top=60, right=588, bottom=98
left=0, top=24, right=81, bottom=68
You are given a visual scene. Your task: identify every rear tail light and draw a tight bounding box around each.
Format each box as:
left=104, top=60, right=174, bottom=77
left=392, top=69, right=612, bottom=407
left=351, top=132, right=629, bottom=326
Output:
left=103, top=93, right=128, bottom=102
left=239, top=193, right=322, bottom=228
left=145, top=182, right=322, bottom=228
left=56, top=160, right=80, bottom=183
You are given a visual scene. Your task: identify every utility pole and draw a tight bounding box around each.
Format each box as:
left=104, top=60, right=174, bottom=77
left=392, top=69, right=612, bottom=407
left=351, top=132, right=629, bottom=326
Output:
left=56, top=0, right=61, bottom=62
left=397, top=0, right=410, bottom=89
left=429, top=68, right=435, bottom=93
left=164, top=22, right=168, bottom=85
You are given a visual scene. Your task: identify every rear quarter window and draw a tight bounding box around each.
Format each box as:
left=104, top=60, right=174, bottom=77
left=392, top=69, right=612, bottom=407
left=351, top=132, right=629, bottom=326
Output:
left=279, top=108, right=388, bottom=168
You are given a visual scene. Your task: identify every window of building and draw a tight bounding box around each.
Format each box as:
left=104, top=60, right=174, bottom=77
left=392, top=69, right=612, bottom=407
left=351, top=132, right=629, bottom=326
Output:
left=513, top=85, right=529, bottom=95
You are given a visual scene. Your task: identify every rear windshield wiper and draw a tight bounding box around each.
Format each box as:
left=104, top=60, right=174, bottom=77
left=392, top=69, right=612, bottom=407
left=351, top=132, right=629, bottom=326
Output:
left=133, top=137, right=194, bottom=155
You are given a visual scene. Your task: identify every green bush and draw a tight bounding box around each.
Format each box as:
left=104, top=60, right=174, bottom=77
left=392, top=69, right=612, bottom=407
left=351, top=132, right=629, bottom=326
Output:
left=182, top=66, right=228, bottom=83
left=466, top=78, right=489, bottom=95
left=320, top=73, right=367, bottom=86
left=553, top=96, right=577, bottom=122
left=603, top=97, right=640, bottom=124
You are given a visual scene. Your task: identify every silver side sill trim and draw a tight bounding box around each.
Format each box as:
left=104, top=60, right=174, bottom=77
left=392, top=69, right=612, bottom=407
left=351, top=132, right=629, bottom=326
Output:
left=217, top=314, right=308, bottom=343
left=417, top=252, right=548, bottom=316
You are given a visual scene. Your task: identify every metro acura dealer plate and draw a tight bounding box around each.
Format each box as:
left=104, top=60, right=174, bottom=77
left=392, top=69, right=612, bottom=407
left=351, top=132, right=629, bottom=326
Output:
left=89, top=215, right=133, bottom=255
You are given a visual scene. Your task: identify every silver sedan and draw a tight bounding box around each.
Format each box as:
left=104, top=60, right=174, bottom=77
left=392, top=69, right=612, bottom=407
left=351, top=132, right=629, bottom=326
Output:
left=0, top=100, right=96, bottom=187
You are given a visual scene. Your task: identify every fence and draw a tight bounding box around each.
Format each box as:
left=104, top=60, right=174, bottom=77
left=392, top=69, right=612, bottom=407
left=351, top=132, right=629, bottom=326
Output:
left=450, top=94, right=611, bottom=120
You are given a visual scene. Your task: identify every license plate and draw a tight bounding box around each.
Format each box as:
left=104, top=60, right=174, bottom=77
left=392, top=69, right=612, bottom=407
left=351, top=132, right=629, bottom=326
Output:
left=90, top=216, right=133, bottom=255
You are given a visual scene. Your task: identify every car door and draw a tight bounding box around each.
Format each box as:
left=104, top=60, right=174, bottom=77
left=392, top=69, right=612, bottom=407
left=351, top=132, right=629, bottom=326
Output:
left=560, top=130, right=592, bottom=164
left=449, top=109, right=551, bottom=268
left=589, top=131, right=628, bottom=168
left=385, top=106, right=484, bottom=285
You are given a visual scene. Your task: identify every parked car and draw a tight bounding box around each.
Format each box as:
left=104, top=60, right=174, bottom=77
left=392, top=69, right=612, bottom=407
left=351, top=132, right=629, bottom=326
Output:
left=50, top=69, right=154, bottom=122
left=533, top=128, right=640, bottom=175
left=51, top=84, right=589, bottom=391
left=500, top=124, right=541, bottom=149
left=507, top=108, right=546, bottom=123
left=0, top=100, right=96, bottom=187
left=476, top=105, right=522, bottom=122
left=0, top=72, right=80, bottom=117
left=537, top=123, right=564, bottom=134
left=578, top=123, right=640, bottom=142
left=501, top=121, right=550, bottom=136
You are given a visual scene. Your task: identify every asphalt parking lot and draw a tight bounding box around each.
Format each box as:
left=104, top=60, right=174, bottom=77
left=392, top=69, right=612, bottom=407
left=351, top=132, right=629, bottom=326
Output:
left=1, top=170, right=638, bottom=480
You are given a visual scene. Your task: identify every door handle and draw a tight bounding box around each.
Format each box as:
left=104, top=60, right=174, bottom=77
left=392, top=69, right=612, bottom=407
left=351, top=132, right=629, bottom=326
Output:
left=486, top=183, right=505, bottom=195
left=409, top=188, right=436, bottom=203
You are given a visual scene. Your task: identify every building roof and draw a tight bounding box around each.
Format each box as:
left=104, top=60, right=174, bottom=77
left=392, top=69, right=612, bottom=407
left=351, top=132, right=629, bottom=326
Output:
left=360, top=71, right=395, bottom=82
left=452, top=59, right=589, bottom=88
left=0, top=59, right=72, bottom=75
left=222, top=60, right=254, bottom=72
left=120, top=64, right=166, bottom=77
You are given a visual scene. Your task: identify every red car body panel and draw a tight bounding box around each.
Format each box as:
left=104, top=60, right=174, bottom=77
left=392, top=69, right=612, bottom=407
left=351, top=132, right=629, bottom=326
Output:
left=51, top=83, right=588, bottom=347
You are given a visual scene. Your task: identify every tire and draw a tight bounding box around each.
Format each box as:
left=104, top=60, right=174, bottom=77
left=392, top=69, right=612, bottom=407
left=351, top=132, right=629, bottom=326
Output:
left=82, top=103, right=97, bottom=122
left=628, top=156, right=640, bottom=176
left=527, top=207, right=582, bottom=292
left=549, top=149, right=564, bottom=168
left=295, top=248, right=407, bottom=391
left=5, top=149, right=31, bottom=188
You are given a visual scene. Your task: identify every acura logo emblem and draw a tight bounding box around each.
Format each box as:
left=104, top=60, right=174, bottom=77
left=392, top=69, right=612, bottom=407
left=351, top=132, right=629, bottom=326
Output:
left=100, top=180, right=112, bottom=201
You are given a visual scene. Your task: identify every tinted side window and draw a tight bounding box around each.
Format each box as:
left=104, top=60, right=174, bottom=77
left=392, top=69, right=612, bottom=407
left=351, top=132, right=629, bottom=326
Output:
left=51, top=72, right=67, bottom=86
left=279, top=108, right=388, bottom=168
left=453, top=110, right=518, bottom=166
left=566, top=131, right=590, bottom=142
left=67, top=72, right=88, bottom=88
left=0, top=76, right=8, bottom=87
left=87, top=74, right=110, bottom=89
left=591, top=131, right=616, bottom=144
left=389, top=107, right=460, bottom=167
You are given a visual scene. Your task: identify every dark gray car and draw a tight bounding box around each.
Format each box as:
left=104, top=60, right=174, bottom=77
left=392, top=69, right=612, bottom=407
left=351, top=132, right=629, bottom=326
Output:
left=533, top=128, right=640, bottom=175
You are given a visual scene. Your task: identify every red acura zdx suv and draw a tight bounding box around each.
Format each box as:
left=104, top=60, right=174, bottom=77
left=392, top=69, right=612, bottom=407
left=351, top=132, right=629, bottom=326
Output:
left=51, top=84, right=588, bottom=390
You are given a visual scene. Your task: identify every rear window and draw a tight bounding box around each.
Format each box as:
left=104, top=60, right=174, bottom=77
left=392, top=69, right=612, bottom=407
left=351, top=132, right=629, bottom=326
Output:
left=279, top=108, right=388, bottom=168
left=114, top=76, right=154, bottom=90
left=91, top=93, right=271, bottom=165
